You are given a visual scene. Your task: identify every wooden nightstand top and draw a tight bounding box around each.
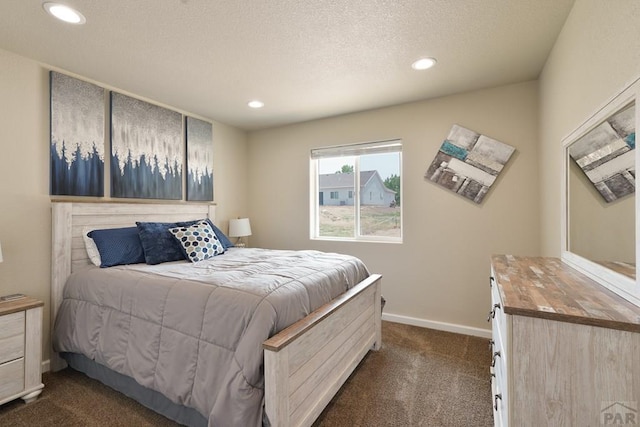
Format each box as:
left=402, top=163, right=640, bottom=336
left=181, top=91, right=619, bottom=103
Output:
left=0, top=297, right=44, bottom=316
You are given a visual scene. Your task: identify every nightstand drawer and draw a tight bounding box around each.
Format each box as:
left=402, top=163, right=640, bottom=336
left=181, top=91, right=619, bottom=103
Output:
left=0, top=311, right=25, bottom=339
left=0, top=358, right=25, bottom=401
left=0, top=312, right=25, bottom=364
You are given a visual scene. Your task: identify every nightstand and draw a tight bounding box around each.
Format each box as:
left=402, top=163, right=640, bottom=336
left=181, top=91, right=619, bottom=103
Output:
left=0, top=296, right=44, bottom=405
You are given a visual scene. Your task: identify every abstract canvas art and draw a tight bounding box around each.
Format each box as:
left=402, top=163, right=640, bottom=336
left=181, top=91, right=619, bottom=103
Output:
left=110, top=92, right=183, bottom=199
left=425, top=124, right=515, bottom=204
left=186, top=117, right=214, bottom=201
left=568, top=103, right=635, bottom=203
left=50, top=72, right=105, bottom=196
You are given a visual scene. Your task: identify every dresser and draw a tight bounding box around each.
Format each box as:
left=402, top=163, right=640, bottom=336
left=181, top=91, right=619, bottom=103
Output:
left=0, top=296, right=44, bottom=405
left=489, top=255, right=640, bottom=426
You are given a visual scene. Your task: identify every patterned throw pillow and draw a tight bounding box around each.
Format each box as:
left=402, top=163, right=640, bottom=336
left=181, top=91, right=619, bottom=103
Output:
left=169, top=220, right=224, bottom=263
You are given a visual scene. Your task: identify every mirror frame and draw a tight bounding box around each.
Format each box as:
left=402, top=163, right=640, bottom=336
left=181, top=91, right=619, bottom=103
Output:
left=561, top=76, right=640, bottom=307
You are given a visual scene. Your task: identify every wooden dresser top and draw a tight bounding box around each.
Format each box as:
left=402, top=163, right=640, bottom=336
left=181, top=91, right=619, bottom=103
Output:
left=0, top=296, right=43, bottom=317
left=491, top=255, right=640, bottom=333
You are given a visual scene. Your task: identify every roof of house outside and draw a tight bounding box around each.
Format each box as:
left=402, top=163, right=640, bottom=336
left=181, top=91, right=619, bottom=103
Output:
left=319, top=170, right=395, bottom=194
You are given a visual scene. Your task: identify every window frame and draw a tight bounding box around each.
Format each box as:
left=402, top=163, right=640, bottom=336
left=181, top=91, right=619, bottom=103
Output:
left=310, top=139, right=403, bottom=243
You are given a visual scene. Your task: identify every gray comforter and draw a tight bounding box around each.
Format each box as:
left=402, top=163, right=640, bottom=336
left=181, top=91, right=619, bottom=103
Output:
left=53, top=248, right=369, bottom=427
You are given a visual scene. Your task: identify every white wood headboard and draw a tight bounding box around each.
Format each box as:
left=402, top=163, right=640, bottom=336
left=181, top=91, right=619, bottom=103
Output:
left=50, top=201, right=216, bottom=370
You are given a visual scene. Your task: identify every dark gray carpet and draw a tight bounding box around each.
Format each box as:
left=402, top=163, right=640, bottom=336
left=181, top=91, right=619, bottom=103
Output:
left=0, top=321, right=493, bottom=426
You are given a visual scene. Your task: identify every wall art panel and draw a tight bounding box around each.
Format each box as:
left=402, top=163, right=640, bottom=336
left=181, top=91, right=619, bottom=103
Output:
left=110, top=92, right=183, bottom=199
left=425, top=124, right=515, bottom=204
left=568, top=103, right=635, bottom=203
left=186, top=116, right=214, bottom=201
left=50, top=72, right=105, bottom=196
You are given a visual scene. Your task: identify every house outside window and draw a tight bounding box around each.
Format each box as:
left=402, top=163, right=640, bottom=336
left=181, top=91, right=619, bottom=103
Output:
left=310, top=139, right=402, bottom=242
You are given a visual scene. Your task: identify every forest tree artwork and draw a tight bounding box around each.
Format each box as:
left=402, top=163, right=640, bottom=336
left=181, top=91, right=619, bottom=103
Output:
left=50, top=72, right=105, bottom=196
left=186, top=117, right=214, bottom=201
left=425, top=124, right=515, bottom=204
left=110, top=92, right=183, bottom=199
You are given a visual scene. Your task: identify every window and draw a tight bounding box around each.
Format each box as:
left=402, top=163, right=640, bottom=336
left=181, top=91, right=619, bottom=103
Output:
left=310, top=139, right=402, bottom=242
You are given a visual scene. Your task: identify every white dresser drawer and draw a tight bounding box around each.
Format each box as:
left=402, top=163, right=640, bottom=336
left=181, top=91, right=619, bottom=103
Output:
left=0, top=358, right=25, bottom=401
left=491, top=374, right=504, bottom=426
left=0, top=312, right=25, bottom=364
left=490, top=278, right=507, bottom=355
left=490, top=269, right=509, bottom=427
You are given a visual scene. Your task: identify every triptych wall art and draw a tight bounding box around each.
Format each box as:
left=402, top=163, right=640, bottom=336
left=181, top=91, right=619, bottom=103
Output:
left=425, top=124, right=515, bottom=204
left=49, top=71, right=214, bottom=201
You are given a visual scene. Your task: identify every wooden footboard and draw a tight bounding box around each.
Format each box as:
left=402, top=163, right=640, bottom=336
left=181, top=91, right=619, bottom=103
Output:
left=263, top=274, right=382, bottom=427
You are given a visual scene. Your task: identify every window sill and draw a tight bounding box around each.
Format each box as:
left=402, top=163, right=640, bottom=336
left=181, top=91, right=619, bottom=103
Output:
left=311, top=236, right=402, bottom=244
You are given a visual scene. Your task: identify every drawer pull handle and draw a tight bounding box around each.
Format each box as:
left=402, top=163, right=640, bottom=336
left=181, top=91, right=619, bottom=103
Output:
left=489, top=276, right=494, bottom=287
left=487, top=303, right=501, bottom=321
left=491, top=351, right=501, bottom=367
left=489, top=339, right=494, bottom=350
left=494, top=393, right=502, bottom=411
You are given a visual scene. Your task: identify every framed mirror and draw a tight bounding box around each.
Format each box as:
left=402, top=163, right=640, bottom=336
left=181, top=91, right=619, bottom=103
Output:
left=562, top=76, right=639, bottom=307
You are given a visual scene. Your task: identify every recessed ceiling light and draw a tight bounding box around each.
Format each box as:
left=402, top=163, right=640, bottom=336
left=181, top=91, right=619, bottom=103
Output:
left=411, top=57, right=437, bottom=71
left=43, top=2, right=86, bottom=25
left=248, top=100, right=264, bottom=109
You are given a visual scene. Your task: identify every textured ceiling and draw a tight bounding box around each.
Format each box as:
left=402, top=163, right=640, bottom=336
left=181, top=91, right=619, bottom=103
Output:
left=0, top=0, right=575, bottom=130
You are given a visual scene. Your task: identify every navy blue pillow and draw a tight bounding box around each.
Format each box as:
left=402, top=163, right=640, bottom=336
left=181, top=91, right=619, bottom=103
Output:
left=88, top=227, right=146, bottom=268
left=177, top=218, right=234, bottom=249
left=136, top=221, right=186, bottom=265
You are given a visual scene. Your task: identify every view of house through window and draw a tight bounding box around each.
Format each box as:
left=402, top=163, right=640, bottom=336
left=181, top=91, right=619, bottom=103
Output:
left=311, top=140, right=402, bottom=241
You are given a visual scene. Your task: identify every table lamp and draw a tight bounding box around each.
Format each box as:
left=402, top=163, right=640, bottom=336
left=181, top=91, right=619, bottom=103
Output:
left=228, top=218, right=252, bottom=248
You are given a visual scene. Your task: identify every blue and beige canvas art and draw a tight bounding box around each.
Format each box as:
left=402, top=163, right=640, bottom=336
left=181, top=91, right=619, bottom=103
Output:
left=50, top=72, right=105, bottom=196
left=568, top=103, right=635, bottom=203
left=110, top=92, right=183, bottom=199
left=186, top=117, right=214, bottom=201
left=425, top=124, right=515, bottom=204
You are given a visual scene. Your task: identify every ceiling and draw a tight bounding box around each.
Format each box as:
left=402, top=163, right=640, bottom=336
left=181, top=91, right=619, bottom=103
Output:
left=0, top=0, right=575, bottom=131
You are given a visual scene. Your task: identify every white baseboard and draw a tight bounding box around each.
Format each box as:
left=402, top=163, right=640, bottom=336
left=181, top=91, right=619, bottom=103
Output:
left=42, top=359, right=50, bottom=373
left=382, top=312, right=492, bottom=339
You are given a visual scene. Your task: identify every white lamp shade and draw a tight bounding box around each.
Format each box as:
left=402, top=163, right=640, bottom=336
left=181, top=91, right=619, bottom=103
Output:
left=228, top=218, right=252, bottom=238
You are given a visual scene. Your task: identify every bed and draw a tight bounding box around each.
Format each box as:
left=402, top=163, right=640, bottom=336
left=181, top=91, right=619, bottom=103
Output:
left=50, top=201, right=382, bottom=427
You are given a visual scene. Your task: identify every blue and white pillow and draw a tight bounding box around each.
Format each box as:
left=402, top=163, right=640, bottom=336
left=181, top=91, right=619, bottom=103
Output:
left=169, top=220, right=224, bottom=263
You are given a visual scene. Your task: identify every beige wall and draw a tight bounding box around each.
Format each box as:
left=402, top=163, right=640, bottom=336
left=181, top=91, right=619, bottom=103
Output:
left=539, top=0, right=640, bottom=257
left=0, top=48, right=248, bottom=363
left=247, top=81, right=540, bottom=332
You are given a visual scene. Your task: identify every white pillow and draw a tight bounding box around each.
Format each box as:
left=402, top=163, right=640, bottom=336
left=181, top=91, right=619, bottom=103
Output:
left=82, top=227, right=101, bottom=267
